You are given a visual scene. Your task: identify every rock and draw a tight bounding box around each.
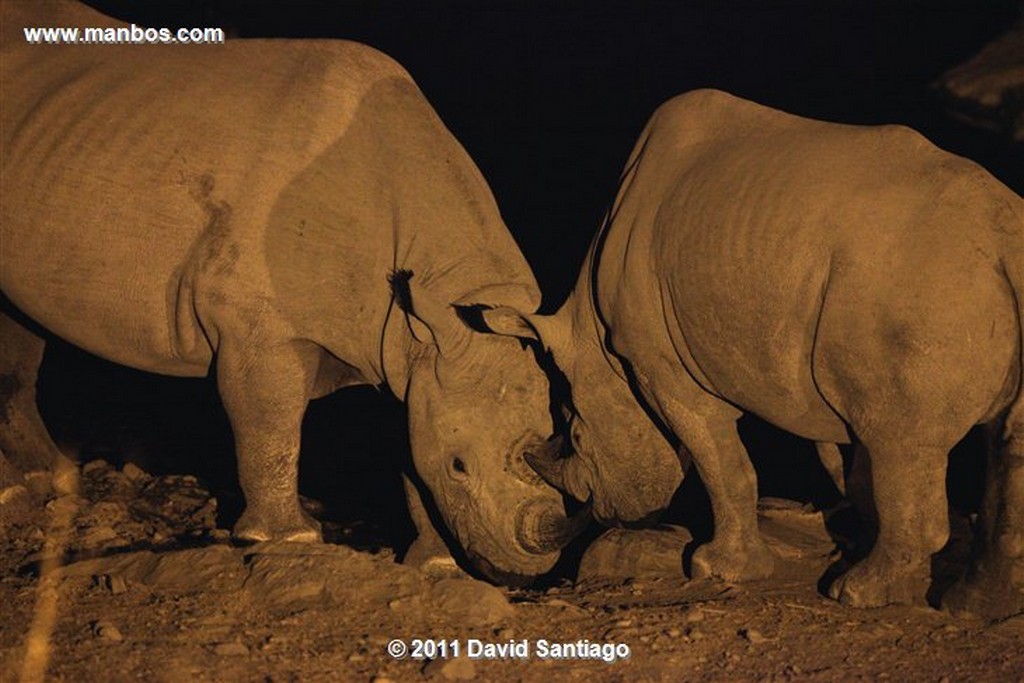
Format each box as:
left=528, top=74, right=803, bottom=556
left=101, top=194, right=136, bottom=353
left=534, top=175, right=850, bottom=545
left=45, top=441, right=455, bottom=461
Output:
left=92, top=620, right=123, bottom=642
left=23, top=471, right=55, bottom=499
left=213, top=641, right=249, bottom=656
left=144, top=546, right=246, bottom=591
left=0, top=484, right=29, bottom=506
left=422, top=656, right=476, bottom=680
left=245, top=542, right=423, bottom=615
left=59, top=545, right=246, bottom=592
left=93, top=573, right=128, bottom=595
left=739, top=628, right=767, bottom=644
left=427, top=577, right=515, bottom=625
left=79, top=525, right=121, bottom=549
left=121, top=462, right=151, bottom=484
left=46, top=494, right=86, bottom=515
left=247, top=553, right=328, bottom=614
left=577, top=526, right=692, bottom=581
left=82, top=460, right=111, bottom=476
left=541, top=598, right=588, bottom=616
left=758, top=498, right=833, bottom=559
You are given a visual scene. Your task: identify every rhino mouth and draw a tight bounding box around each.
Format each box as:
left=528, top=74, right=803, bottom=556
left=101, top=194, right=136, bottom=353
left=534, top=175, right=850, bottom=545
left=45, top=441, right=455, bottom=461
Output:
left=460, top=498, right=592, bottom=586
left=467, top=552, right=542, bottom=588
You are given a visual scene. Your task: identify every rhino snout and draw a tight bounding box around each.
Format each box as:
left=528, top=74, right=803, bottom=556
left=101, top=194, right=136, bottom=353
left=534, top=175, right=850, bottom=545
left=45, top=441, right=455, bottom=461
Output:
left=515, top=497, right=593, bottom=555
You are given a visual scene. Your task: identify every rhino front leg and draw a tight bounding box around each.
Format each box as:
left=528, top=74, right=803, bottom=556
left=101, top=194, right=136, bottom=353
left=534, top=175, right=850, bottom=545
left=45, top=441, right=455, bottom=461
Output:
left=654, top=388, right=774, bottom=582
left=401, top=474, right=462, bottom=576
left=216, top=339, right=322, bottom=543
left=828, top=440, right=949, bottom=607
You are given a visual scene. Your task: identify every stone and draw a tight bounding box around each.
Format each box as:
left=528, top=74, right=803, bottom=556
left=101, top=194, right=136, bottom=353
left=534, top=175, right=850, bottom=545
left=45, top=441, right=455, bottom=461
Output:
left=142, top=546, right=246, bottom=592
left=757, top=498, right=833, bottom=559
left=92, top=620, right=123, bottom=642
left=213, top=641, right=249, bottom=656
left=422, top=656, right=476, bottom=680
left=58, top=545, right=246, bottom=593
left=80, top=525, right=121, bottom=549
left=577, top=525, right=692, bottom=581
left=82, top=460, right=111, bottom=476
left=94, top=574, right=129, bottom=595
left=121, top=462, right=151, bottom=483
left=427, top=577, right=515, bottom=625
left=740, top=628, right=767, bottom=644
left=0, top=484, right=28, bottom=506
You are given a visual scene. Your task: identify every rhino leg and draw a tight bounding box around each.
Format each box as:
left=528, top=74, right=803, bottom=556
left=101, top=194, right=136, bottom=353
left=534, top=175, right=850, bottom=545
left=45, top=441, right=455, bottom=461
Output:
left=216, top=339, right=322, bottom=543
left=944, top=417, right=1024, bottom=621
left=815, top=442, right=846, bottom=496
left=654, top=385, right=775, bottom=582
left=401, top=473, right=462, bottom=577
left=0, top=309, right=76, bottom=494
left=828, top=440, right=949, bottom=607
left=818, top=441, right=879, bottom=548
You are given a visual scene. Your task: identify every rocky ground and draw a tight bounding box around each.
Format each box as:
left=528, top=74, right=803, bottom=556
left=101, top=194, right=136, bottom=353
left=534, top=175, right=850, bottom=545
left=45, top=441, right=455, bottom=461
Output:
left=2, top=459, right=1023, bottom=682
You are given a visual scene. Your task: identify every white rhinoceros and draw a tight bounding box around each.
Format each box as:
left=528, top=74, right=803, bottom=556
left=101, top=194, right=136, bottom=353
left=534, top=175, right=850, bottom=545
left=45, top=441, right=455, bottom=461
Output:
left=482, top=89, right=1024, bottom=615
left=0, top=0, right=586, bottom=582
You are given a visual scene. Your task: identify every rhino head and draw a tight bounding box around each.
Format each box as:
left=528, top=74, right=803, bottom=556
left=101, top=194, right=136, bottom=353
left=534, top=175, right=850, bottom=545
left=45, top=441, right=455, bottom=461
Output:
left=473, top=264, right=684, bottom=527
left=383, top=272, right=589, bottom=583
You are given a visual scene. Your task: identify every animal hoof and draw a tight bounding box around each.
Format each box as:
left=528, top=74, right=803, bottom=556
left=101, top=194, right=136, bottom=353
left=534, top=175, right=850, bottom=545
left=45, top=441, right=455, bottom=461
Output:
left=828, top=560, right=924, bottom=607
left=233, top=508, right=323, bottom=544
left=944, top=571, right=1024, bottom=622
left=690, top=538, right=775, bottom=582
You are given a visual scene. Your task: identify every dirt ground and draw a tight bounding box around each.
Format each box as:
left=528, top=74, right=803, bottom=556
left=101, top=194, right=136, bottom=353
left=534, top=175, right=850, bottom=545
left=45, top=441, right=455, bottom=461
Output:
left=2, top=458, right=1023, bottom=683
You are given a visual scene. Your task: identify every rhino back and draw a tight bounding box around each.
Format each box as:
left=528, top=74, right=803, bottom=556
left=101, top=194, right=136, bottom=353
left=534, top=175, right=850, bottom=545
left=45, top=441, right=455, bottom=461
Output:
left=1, top=8, right=429, bottom=375
left=262, top=74, right=542, bottom=372
left=599, top=90, right=1020, bottom=442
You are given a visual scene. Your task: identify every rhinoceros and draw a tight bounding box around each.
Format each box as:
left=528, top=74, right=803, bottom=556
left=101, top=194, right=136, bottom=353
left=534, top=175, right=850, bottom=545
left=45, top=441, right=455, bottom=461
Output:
left=480, top=89, right=1024, bottom=615
left=0, top=0, right=586, bottom=582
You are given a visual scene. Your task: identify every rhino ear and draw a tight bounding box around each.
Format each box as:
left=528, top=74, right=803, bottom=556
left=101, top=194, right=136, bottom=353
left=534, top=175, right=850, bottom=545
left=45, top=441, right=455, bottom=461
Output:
left=388, top=269, right=471, bottom=358
left=454, top=305, right=541, bottom=342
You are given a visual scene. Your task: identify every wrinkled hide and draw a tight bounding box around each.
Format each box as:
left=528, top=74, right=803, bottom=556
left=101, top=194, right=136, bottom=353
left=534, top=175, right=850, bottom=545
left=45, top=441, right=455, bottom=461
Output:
left=522, top=89, right=1023, bottom=617
left=0, top=0, right=574, bottom=581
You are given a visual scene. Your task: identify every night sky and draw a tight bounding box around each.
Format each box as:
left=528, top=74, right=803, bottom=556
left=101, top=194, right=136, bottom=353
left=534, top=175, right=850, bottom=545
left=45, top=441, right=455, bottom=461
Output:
left=37, top=1, right=1024, bottom=549
left=84, top=0, right=1022, bottom=302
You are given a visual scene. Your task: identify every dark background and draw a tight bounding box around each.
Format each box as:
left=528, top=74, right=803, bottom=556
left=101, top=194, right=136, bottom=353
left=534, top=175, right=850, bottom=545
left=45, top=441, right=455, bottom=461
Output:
left=37, top=1, right=1024, bottom=557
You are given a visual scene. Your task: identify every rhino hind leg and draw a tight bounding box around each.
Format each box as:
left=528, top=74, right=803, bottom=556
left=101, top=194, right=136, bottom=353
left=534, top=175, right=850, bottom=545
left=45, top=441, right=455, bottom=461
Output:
left=0, top=309, right=76, bottom=495
left=216, top=339, right=322, bottom=543
left=943, top=416, right=1024, bottom=621
left=828, top=440, right=950, bottom=608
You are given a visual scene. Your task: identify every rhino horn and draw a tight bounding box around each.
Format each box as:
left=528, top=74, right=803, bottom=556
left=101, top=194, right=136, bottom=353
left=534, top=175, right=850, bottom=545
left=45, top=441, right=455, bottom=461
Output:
left=524, top=435, right=570, bottom=489
left=516, top=498, right=593, bottom=555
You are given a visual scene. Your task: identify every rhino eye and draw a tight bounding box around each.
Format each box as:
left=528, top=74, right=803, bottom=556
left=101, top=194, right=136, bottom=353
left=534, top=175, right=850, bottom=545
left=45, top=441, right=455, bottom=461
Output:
left=449, top=456, right=469, bottom=479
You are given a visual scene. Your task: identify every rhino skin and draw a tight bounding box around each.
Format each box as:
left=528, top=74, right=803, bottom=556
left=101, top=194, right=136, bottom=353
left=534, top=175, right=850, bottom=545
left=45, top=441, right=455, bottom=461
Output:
left=490, top=89, right=1024, bottom=616
left=0, top=0, right=581, bottom=582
